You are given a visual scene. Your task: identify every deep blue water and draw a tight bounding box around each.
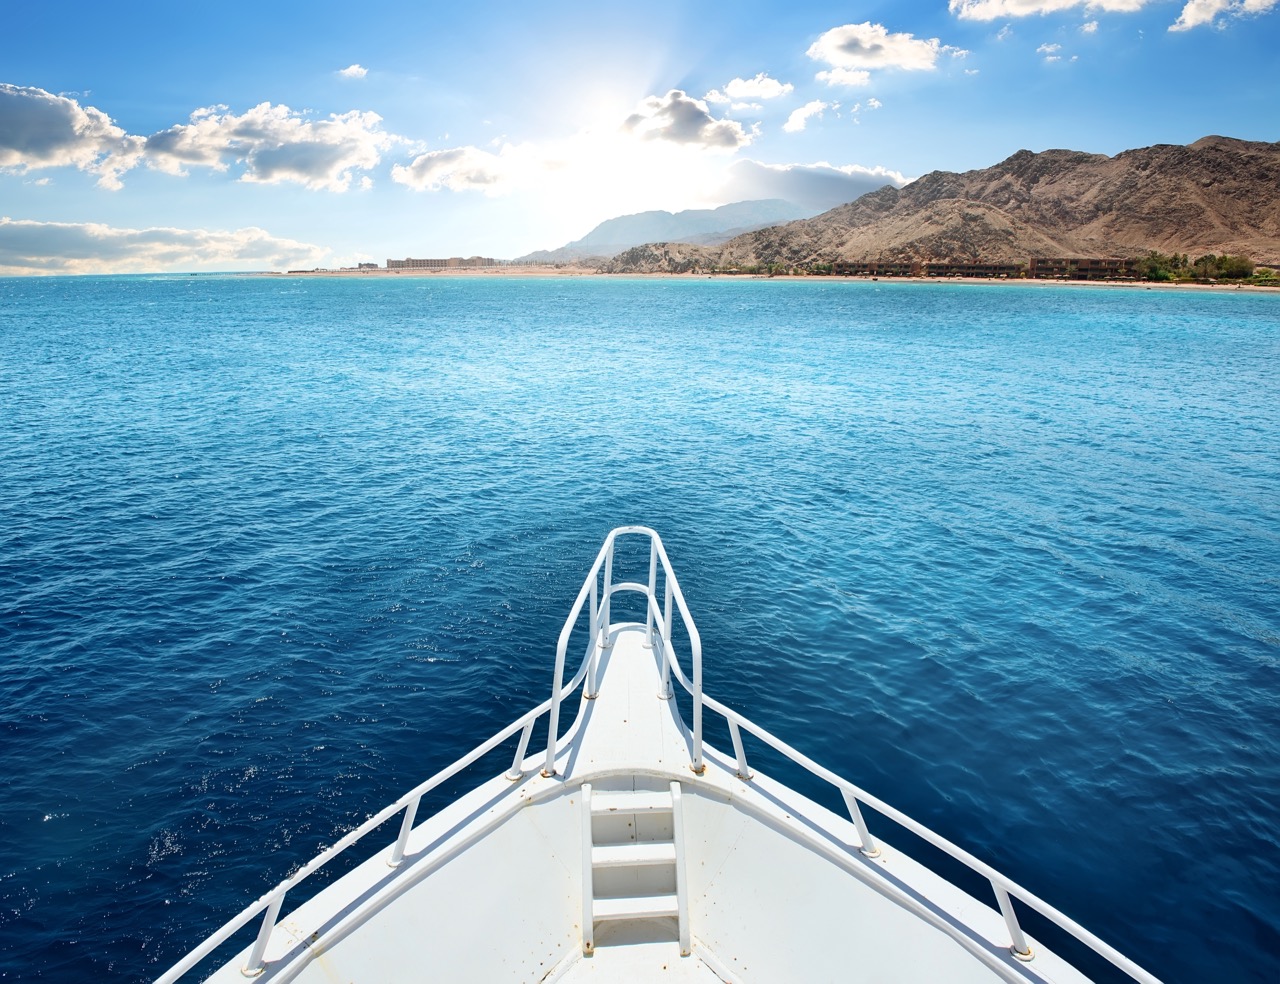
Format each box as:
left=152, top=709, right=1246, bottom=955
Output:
left=1, top=275, right=1277, bottom=982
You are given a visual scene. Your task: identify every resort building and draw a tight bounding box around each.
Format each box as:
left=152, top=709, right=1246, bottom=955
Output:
left=386, top=256, right=499, bottom=269
left=1027, top=258, right=1139, bottom=280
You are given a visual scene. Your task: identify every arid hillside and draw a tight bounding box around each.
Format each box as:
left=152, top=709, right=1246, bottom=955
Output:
left=605, top=136, right=1280, bottom=273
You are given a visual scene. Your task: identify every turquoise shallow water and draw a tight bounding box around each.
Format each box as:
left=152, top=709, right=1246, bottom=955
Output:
left=1, top=275, right=1277, bottom=981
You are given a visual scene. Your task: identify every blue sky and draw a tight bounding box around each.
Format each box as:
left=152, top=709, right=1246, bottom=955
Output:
left=1, top=0, right=1276, bottom=273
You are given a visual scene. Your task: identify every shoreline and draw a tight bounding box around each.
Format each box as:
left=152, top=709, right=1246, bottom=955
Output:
left=262, top=265, right=1280, bottom=293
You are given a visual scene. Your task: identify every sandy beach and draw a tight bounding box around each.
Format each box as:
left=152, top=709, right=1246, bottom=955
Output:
left=263, top=264, right=1280, bottom=293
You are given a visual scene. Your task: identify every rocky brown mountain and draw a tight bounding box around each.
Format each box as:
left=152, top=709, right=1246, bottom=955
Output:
left=605, top=136, right=1280, bottom=273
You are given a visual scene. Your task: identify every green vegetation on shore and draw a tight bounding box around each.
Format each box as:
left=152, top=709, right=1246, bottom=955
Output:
left=1134, top=251, right=1268, bottom=283
left=657, top=253, right=1276, bottom=285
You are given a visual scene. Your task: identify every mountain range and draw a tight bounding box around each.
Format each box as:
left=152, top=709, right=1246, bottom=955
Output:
left=599, top=136, right=1280, bottom=273
left=517, top=200, right=814, bottom=263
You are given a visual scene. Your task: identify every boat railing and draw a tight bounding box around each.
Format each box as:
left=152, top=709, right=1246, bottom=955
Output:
left=160, top=527, right=1159, bottom=984
left=159, top=526, right=685, bottom=982
left=631, top=535, right=1161, bottom=984
left=543, top=524, right=703, bottom=776
left=154, top=685, right=571, bottom=983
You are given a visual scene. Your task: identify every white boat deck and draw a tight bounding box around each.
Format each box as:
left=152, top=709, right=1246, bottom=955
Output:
left=562, top=626, right=692, bottom=775
left=196, top=623, right=1095, bottom=983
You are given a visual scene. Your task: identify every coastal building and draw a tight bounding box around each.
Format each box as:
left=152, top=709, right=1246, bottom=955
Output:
left=386, top=256, right=499, bottom=270
left=923, top=261, right=1025, bottom=279
left=1028, top=258, right=1138, bottom=280
left=831, top=260, right=917, bottom=277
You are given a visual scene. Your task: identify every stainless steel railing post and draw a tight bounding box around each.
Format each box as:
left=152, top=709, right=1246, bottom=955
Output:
left=645, top=537, right=658, bottom=647
left=994, top=883, right=1034, bottom=960
left=241, top=892, right=284, bottom=977
left=505, top=721, right=535, bottom=780
left=690, top=630, right=704, bottom=774
left=585, top=576, right=599, bottom=699
left=601, top=543, right=614, bottom=649
left=659, top=579, right=674, bottom=698
left=542, top=637, right=567, bottom=776
left=729, top=720, right=753, bottom=780
left=388, top=797, right=421, bottom=866
left=840, top=789, right=881, bottom=857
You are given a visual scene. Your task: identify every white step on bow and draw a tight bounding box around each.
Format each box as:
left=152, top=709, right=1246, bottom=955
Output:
left=581, top=782, right=690, bottom=956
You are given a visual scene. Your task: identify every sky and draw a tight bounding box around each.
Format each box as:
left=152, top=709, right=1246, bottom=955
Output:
left=1, top=0, right=1276, bottom=274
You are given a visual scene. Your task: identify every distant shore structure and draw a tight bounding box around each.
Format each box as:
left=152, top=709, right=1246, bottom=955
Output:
left=387, top=256, right=499, bottom=270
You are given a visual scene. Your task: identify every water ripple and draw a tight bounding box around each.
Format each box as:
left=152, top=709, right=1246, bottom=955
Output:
left=1, top=275, right=1277, bottom=981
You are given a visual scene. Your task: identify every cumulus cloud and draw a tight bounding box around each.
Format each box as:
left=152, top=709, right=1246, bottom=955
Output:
left=0, top=86, right=400, bottom=192
left=950, top=0, right=1152, bottom=20
left=1082, top=19, right=1100, bottom=31
left=145, top=102, right=397, bottom=191
left=1170, top=0, right=1278, bottom=30
left=815, top=68, right=872, bottom=87
left=0, top=84, right=143, bottom=189
left=783, top=100, right=831, bottom=133
left=721, top=159, right=910, bottom=213
left=1038, top=42, right=1064, bottom=60
left=866, top=97, right=883, bottom=109
left=724, top=73, right=794, bottom=100
left=338, top=64, right=368, bottom=79
left=622, top=90, right=753, bottom=150
left=0, top=216, right=329, bottom=275
left=391, top=145, right=513, bottom=193
left=808, top=22, right=967, bottom=85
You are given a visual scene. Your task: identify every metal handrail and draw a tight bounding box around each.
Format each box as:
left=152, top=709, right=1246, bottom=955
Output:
left=157, top=626, right=612, bottom=981
left=159, top=527, right=1159, bottom=984
left=542, top=526, right=703, bottom=775
left=650, top=600, right=1162, bottom=984
left=158, top=527, right=679, bottom=982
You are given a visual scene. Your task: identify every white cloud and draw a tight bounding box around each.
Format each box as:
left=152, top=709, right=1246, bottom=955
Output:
left=783, top=100, right=830, bottom=133
left=814, top=68, right=872, bottom=87
left=1170, top=0, right=1277, bottom=30
left=338, top=64, right=368, bottom=79
left=0, top=216, right=329, bottom=275
left=1082, top=19, right=1100, bottom=31
left=622, top=90, right=753, bottom=150
left=808, top=22, right=968, bottom=82
left=950, top=0, right=1152, bottom=19
left=391, top=144, right=515, bottom=193
left=0, top=86, right=400, bottom=192
left=1037, top=42, right=1063, bottom=53
left=0, top=84, right=143, bottom=190
left=997, top=24, right=1014, bottom=40
left=1170, top=0, right=1230, bottom=28
left=866, top=97, right=883, bottom=109
left=724, top=73, right=794, bottom=100
left=144, top=102, right=398, bottom=191
left=721, top=159, right=911, bottom=213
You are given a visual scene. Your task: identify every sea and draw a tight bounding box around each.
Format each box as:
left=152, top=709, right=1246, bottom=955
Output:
left=1, top=274, right=1277, bottom=982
